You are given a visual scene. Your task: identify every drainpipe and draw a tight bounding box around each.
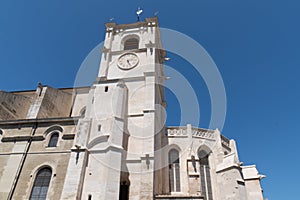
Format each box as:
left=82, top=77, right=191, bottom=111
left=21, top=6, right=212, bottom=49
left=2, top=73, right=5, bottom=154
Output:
left=7, top=121, right=38, bottom=200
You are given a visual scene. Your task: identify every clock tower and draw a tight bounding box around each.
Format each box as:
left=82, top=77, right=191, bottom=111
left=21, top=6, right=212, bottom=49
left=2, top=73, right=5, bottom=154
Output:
left=0, top=16, right=266, bottom=200
left=61, top=17, right=167, bottom=200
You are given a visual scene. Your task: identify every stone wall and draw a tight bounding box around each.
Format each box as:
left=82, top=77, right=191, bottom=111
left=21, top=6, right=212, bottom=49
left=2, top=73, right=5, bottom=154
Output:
left=0, top=119, right=76, bottom=199
left=0, top=91, right=33, bottom=120
left=35, top=87, right=73, bottom=118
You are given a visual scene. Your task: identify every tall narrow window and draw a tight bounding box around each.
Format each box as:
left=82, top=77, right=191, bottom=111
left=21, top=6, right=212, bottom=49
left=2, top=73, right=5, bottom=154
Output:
left=30, top=167, right=52, bottom=200
left=199, top=151, right=213, bottom=200
left=169, top=149, right=180, bottom=192
left=124, top=38, right=139, bottom=50
left=48, top=132, right=59, bottom=147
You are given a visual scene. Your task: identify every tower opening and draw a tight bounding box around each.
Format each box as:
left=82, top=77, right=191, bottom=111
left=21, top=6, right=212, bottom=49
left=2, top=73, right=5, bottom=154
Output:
left=124, top=38, right=139, bottom=50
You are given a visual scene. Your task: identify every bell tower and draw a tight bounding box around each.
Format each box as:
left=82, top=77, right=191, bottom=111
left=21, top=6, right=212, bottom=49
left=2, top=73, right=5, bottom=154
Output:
left=62, top=17, right=167, bottom=200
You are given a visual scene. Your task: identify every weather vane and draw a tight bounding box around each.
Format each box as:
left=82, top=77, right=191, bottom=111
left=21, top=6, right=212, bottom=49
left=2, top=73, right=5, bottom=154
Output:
left=136, top=7, right=143, bottom=21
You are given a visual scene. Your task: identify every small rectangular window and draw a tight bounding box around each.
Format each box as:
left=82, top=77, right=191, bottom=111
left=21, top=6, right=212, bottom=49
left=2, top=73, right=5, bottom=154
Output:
left=105, top=86, right=108, bottom=92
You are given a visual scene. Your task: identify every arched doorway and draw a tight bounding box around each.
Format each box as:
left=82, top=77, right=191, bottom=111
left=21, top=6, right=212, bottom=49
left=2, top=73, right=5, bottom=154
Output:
left=119, top=181, right=129, bottom=200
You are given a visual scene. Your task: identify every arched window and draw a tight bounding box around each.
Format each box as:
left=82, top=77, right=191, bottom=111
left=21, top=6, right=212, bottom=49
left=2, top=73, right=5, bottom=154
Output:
left=124, top=38, right=139, bottom=50
left=48, top=132, right=59, bottom=147
left=169, top=149, right=180, bottom=192
left=30, top=167, right=52, bottom=200
left=199, top=150, right=213, bottom=200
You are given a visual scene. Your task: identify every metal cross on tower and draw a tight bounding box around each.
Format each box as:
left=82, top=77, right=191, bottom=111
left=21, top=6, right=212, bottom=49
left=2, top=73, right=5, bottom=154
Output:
left=136, top=7, right=143, bottom=21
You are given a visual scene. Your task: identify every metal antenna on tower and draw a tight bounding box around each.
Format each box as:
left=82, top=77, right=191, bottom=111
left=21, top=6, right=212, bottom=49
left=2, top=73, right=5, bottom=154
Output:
left=136, top=7, right=143, bottom=21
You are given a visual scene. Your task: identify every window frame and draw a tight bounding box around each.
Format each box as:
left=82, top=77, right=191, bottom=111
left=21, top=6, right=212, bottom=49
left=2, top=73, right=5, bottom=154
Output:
left=123, top=38, right=139, bottom=50
left=168, top=148, right=181, bottom=193
left=198, top=150, right=214, bottom=200
left=29, top=167, right=52, bottom=200
left=48, top=132, right=59, bottom=147
left=120, top=35, right=140, bottom=51
left=44, top=128, right=62, bottom=148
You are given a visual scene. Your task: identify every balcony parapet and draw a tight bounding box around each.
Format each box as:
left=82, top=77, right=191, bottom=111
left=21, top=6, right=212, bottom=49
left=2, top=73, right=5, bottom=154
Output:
left=167, top=126, right=188, bottom=137
left=191, top=127, right=215, bottom=139
left=166, top=126, right=215, bottom=140
left=221, top=134, right=230, bottom=148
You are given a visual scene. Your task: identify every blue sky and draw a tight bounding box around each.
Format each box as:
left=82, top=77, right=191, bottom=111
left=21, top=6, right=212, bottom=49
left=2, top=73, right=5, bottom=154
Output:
left=1, top=1, right=299, bottom=199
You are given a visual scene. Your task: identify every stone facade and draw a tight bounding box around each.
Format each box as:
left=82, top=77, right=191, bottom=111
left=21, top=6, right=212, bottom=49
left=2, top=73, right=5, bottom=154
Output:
left=0, top=17, right=264, bottom=200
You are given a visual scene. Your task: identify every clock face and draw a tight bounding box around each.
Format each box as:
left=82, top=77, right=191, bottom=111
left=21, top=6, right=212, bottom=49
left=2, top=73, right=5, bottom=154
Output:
left=117, top=53, right=139, bottom=70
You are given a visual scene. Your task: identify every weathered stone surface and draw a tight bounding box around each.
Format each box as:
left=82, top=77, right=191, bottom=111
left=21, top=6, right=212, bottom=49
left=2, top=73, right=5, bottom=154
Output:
left=0, top=91, right=32, bottom=120
left=26, top=86, right=73, bottom=119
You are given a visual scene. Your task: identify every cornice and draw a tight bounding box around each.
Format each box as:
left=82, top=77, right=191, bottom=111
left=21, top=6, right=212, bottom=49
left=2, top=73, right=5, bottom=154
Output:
left=0, top=117, right=80, bottom=126
left=105, top=17, right=159, bottom=32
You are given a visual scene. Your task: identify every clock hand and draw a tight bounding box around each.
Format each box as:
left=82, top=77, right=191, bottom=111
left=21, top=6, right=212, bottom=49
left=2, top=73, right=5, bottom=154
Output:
left=127, top=59, right=130, bottom=65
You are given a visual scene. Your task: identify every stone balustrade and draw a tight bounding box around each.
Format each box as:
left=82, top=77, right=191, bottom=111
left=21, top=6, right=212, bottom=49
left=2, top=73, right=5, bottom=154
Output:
left=221, top=134, right=230, bottom=148
left=191, top=127, right=215, bottom=139
left=167, top=126, right=215, bottom=140
left=166, top=126, right=232, bottom=149
left=167, top=127, right=188, bottom=137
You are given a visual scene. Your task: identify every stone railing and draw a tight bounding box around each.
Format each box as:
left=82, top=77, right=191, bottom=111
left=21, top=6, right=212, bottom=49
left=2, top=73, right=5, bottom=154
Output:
left=166, top=126, right=232, bottom=150
left=166, top=126, right=215, bottom=140
left=167, top=127, right=188, bottom=137
left=221, top=134, right=230, bottom=148
left=191, top=127, right=215, bottom=139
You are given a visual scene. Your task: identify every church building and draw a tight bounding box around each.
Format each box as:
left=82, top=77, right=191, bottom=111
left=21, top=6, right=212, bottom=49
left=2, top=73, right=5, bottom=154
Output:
left=0, top=17, right=265, bottom=200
